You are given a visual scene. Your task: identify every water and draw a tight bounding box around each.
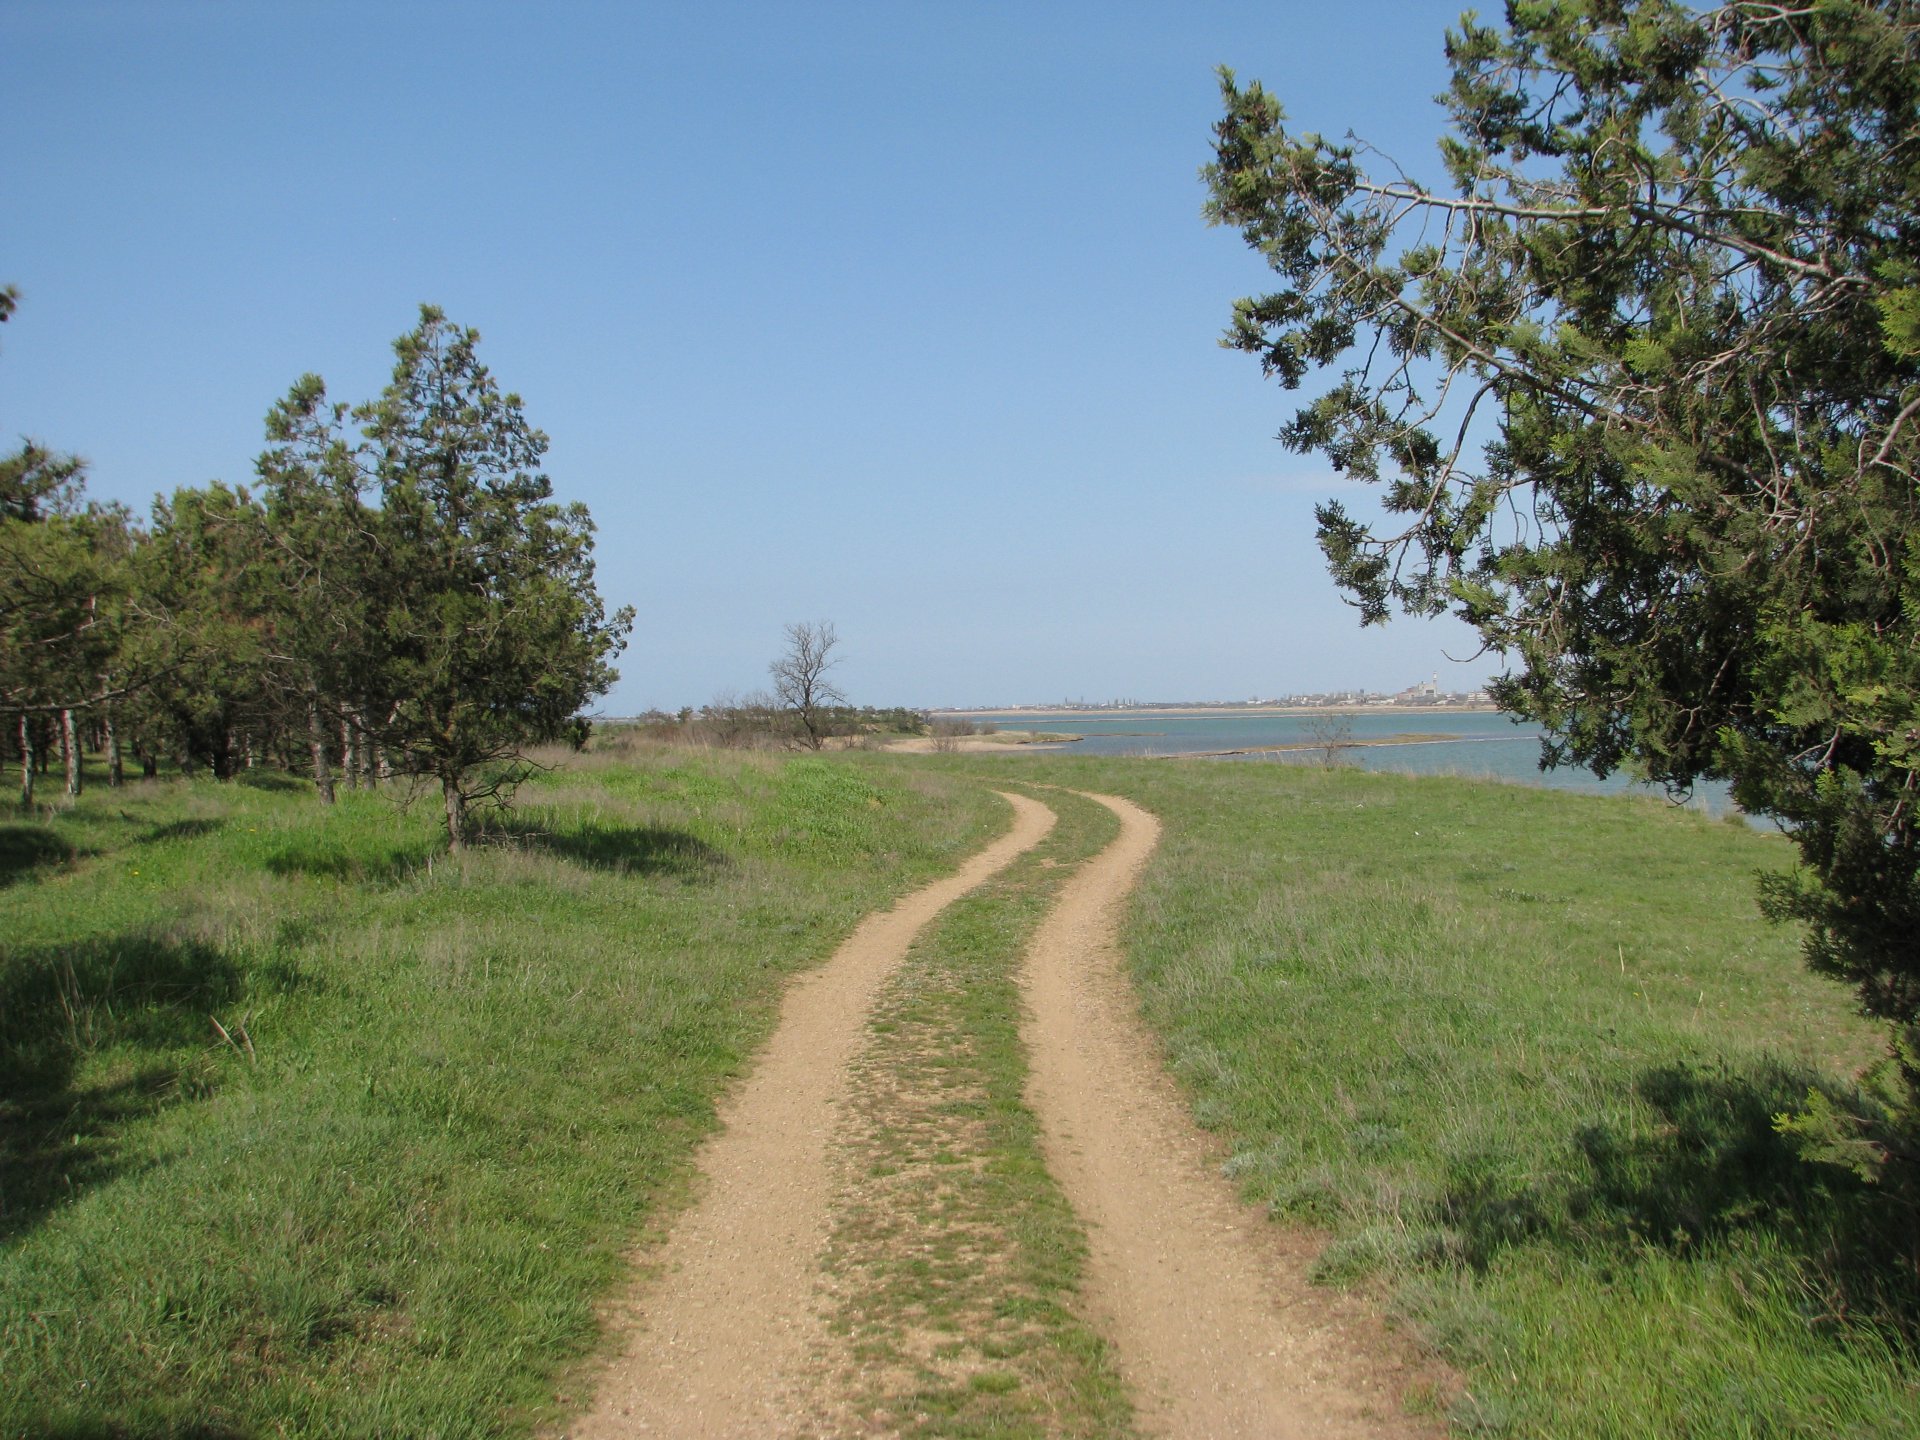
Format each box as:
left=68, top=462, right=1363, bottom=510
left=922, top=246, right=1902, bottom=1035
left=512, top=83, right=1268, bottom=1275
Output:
left=953, top=708, right=1739, bottom=816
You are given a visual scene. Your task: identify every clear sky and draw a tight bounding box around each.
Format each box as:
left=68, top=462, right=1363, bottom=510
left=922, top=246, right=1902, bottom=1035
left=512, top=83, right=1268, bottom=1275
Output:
left=6, top=0, right=1499, bottom=713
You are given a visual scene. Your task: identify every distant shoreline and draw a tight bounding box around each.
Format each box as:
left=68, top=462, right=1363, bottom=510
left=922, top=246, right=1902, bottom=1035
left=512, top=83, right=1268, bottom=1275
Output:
left=942, top=703, right=1504, bottom=720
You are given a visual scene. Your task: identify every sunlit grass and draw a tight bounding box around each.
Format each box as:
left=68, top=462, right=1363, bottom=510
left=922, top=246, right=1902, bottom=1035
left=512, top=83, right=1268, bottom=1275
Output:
left=918, top=753, right=1918, bottom=1438
left=9, top=744, right=1917, bottom=1437
left=1, top=751, right=1000, bottom=1437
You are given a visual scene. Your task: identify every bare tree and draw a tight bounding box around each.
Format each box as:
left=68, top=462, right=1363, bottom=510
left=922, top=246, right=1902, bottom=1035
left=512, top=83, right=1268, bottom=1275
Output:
left=770, top=620, right=845, bottom=751
left=1303, top=711, right=1356, bottom=767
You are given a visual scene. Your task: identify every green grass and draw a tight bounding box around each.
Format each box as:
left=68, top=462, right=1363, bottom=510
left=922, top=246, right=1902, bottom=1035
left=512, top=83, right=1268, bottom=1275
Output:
left=819, top=784, right=1135, bottom=1438
left=920, top=753, right=1919, bottom=1439
left=0, top=750, right=1001, bottom=1438
left=11, top=745, right=1920, bottom=1437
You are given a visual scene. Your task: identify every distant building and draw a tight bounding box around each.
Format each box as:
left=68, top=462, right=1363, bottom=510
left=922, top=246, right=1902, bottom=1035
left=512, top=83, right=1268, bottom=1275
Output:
left=1392, top=672, right=1442, bottom=704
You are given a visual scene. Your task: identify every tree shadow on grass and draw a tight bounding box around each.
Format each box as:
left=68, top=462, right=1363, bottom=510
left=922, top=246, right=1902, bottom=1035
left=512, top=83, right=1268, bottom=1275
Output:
left=0, top=823, right=83, bottom=887
left=234, top=769, right=306, bottom=794
left=0, top=932, right=244, bottom=1243
left=261, top=831, right=434, bottom=885
left=489, top=814, right=730, bottom=880
left=1441, top=1058, right=1920, bottom=1344
left=138, top=818, right=225, bottom=846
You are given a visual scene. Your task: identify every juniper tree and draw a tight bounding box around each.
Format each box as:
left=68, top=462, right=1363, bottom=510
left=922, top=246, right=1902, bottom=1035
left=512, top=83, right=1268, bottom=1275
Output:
left=1206, top=2, right=1920, bottom=1122
left=130, top=483, right=280, bottom=778
left=254, top=373, right=386, bottom=803
left=1, top=293, right=141, bottom=800
left=355, top=306, right=633, bottom=848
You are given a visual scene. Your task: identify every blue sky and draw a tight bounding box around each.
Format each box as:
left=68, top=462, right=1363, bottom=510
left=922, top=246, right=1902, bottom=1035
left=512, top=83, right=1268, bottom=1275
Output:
left=6, top=1, right=1497, bottom=712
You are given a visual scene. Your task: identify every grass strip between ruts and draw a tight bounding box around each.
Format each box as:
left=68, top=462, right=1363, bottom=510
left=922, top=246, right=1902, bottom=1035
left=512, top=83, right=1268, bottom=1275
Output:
left=811, top=784, right=1136, bottom=1439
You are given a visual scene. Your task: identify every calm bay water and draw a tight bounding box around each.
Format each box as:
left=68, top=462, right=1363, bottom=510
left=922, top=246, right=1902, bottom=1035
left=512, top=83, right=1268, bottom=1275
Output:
left=955, top=708, right=1739, bottom=815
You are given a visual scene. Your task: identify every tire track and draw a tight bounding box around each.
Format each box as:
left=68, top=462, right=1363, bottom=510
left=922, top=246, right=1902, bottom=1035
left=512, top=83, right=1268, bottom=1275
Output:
left=1021, top=790, right=1437, bottom=1439
left=567, top=790, right=1056, bottom=1439
left=571, top=782, right=1436, bottom=1438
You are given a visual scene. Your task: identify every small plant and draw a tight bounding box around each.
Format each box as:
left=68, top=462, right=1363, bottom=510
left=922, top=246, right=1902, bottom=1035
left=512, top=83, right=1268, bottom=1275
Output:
left=1304, top=711, right=1356, bottom=766
left=929, top=717, right=977, bottom=753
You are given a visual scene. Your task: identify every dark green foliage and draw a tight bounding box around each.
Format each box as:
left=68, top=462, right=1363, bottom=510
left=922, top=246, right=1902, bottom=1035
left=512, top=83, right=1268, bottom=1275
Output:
left=0, top=291, right=128, bottom=746
left=254, top=370, right=384, bottom=801
left=128, top=484, right=278, bottom=777
left=0, top=442, right=134, bottom=718
left=350, top=307, right=636, bottom=846
left=1206, top=3, right=1920, bottom=1111
left=5, top=291, right=630, bottom=842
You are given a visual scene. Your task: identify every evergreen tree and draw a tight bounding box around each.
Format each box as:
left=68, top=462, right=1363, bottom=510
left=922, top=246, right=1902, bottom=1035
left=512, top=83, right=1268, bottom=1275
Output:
left=130, top=484, right=278, bottom=778
left=255, top=373, right=385, bottom=803
left=354, top=307, right=633, bottom=848
left=1206, top=1, right=1920, bottom=1128
left=1, top=292, right=141, bottom=801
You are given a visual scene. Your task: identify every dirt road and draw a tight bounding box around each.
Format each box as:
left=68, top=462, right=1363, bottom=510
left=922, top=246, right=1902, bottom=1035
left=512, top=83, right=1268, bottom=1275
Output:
left=568, top=787, right=1432, bottom=1438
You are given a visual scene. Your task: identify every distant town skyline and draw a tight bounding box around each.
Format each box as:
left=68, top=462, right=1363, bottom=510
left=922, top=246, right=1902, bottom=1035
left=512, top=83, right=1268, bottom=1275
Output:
left=925, top=681, right=1495, bottom=715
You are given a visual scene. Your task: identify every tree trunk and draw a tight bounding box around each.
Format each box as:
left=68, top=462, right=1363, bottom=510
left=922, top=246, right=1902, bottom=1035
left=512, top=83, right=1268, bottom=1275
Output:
left=62, top=709, right=81, bottom=797
left=105, top=706, right=123, bottom=787
left=339, top=715, right=359, bottom=790
left=377, top=703, right=401, bottom=781
left=307, top=698, right=336, bottom=805
left=442, top=773, right=467, bottom=851
left=18, top=714, right=34, bottom=808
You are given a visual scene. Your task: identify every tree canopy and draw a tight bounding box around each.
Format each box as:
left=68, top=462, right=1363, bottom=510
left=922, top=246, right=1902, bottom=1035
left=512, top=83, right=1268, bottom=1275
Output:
left=1, top=290, right=143, bottom=800
left=4, top=298, right=631, bottom=845
left=351, top=307, right=633, bottom=845
left=1205, top=1, right=1920, bottom=1100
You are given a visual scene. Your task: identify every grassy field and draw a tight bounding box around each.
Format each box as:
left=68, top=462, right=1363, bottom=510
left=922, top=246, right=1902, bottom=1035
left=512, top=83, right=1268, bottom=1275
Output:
left=946, top=753, right=1919, bottom=1438
left=0, top=751, right=1000, bottom=1438
left=6, top=745, right=1918, bottom=1437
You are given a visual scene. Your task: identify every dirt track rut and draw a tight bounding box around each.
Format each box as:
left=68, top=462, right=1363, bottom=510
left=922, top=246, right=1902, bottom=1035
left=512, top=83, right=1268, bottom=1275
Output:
left=1021, top=791, right=1429, bottom=1438
left=568, top=791, right=1055, bottom=1438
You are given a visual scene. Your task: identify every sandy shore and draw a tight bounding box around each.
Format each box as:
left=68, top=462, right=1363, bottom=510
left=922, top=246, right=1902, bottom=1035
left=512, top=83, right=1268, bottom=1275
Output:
left=882, top=729, right=1081, bottom=754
